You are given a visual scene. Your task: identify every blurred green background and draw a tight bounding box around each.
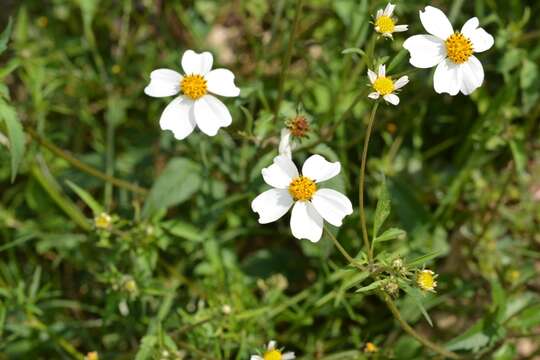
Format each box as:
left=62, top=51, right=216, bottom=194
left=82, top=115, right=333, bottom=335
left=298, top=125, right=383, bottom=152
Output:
left=1, top=0, right=539, bottom=359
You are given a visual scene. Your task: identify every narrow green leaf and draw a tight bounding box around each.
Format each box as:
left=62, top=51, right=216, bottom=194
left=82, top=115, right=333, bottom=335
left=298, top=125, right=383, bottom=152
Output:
left=342, top=47, right=365, bottom=56
left=407, top=251, right=442, bottom=267
left=374, top=227, right=405, bottom=243
left=0, top=100, right=25, bottom=182
left=142, top=158, right=201, bottom=218
left=372, top=180, right=391, bottom=239
left=65, top=180, right=103, bottom=215
left=134, top=335, right=157, bottom=360
left=0, top=17, right=13, bottom=55
left=355, top=280, right=384, bottom=293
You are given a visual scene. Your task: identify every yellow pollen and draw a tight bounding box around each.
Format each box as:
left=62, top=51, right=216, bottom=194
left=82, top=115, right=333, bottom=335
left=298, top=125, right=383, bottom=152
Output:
left=373, top=76, right=395, bottom=96
left=417, top=270, right=437, bottom=292
left=445, top=32, right=473, bottom=64
left=288, top=176, right=317, bottom=201
left=181, top=74, right=207, bottom=100
left=375, top=15, right=395, bottom=34
left=263, top=349, right=282, bottom=360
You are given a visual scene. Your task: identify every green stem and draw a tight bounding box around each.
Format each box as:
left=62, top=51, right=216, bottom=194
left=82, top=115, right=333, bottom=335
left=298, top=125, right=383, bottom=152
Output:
left=26, top=126, right=148, bottom=195
left=359, top=101, right=379, bottom=264
left=323, top=226, right=362, bottom=270
left=381, top=293, right=461, bottom=359
left=273, top=0, right=304, bottom=123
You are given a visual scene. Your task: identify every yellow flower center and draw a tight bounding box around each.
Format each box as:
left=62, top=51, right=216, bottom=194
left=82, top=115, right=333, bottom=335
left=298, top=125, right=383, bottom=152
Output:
left=445, top=32, right=473, bottom=64
left=417, top=270, right=437, bottom=292
left=181, top=74, right=207, bottom=100
left=375, top=15, right=395, bottom=34
left=94, top=213, right=111, bottom=229
left=288, top=176, right=317, bottom=201
left=263, top=349, right=282, bottom=360
left=373, top=76, right=395, bottom=96
left=364, top=342, right=379, bottom=353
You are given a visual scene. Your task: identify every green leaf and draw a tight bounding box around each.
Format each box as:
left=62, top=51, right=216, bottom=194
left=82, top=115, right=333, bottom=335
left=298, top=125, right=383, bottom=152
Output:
left=0, top=100, right=25, bottom=182
left=372, top=180, right=391, bottom=239
left=355, top=279, right=384, bottom=293
left=374, top=227, right=405, bottom=243
left=0, top=17, right=13, bottom=55
left=134, top=335, right=157, bottom=360
left=342, top=47, right=365, bottom=56
left=406, top=251, right=442, bottom=268
left=65, top=180, right=103, bottom=215
left=142, top=158, right=201, bottom=218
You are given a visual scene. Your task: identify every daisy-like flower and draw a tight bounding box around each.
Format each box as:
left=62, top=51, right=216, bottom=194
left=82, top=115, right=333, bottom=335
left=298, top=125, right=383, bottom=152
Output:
left=417, top=269, right=438, bottom=292
left=368, top=64, right=409, bottom=105
left=94, top=212, right=112, bottom=230
left=374, top=3, right=408, bottom=38
left=250, top=340, right=295, bottom=360
left=251, top=154, right=353, bottom=242
left=144, top=50, right=240, bottom=139
left=403, top=6, right=494, bottom=95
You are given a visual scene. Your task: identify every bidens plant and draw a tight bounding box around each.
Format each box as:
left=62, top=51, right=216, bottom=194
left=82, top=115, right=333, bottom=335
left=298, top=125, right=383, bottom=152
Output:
left=144, top=49, right=240, bottom=139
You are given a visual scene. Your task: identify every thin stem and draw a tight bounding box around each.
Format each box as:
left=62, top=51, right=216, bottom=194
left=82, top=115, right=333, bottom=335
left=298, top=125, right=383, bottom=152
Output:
left=323, top=226, right=362, bottom=270
left=26, top=126, right=148, bottom=195
left=359, top=102, right=379, bottom=264
left=381, top=293, right=461, bottom=359
left=273, top=0, right=304, bottom=123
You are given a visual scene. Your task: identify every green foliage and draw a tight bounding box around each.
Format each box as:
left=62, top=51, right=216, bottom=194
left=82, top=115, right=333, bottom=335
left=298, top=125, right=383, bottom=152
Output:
left=1, top=0, right=540, bottom=359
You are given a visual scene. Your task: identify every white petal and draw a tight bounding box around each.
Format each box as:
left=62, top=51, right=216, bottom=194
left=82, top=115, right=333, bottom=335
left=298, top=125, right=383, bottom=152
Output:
left=394, top=75, right=409, bottom=89
left=384, top=3, right=395, bottom=16
left=383, top=93, right=400, bottom=105
left=205, top=69, right=241, bottom=97
left=251, top=189, right=293, bottom=224
left=250, top=356, right=263, bottom=360
left=311, top=189, right=353, bottom=227
left=459, top=56, right=484, bottom=95
left=283, top=353, right=296, bottom=360
left=159, top=96, right=196, bottom=140
left=267, top=341, right=277, bottom=350
left=368, top=69, right=377, bottom=84
left=433, top=59, right=462, bottom=96
left=461, top=17, right=494, bottom=53
left=279, top=129, right=293, bottom=159
left=181, top=50, right=213, bottom=75
left=192, top=95, right=232, bottom=136
left=368, top=92, right=380, bottom=99
left=376, top=9, right=383, bottom=19
left=262, top=155, right=298, bottom=189
left=378, top=64, right=386, bottom=77
left=419, top=6, right=454, bottom=40
left=403, top=35, right=446, bottom=68
left=394, top=25, right=408, bottom=32
left=144, top=69, right=182, bottom=97
left=290, top=201, right=323, bottom=242
left=302, top=154, right=340, bottom=183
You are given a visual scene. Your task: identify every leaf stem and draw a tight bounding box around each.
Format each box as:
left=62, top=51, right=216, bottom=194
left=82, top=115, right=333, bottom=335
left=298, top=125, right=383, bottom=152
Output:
left=381, top=293, right=461, bottom=359
left=359, top=101, right=379, bottom=264
left=273, top=0, right=304, bottom=123
left=323, top=226, right=362, bottom=270
left=26, top=126, right=148, bottom=195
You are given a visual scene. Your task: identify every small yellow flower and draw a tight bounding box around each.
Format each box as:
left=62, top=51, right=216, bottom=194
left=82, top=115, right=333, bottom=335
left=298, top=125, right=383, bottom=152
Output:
left=94, top=213, right=112, bottom=230
left=373, top=3, right=408, bottom=38
left=86, top=351, right=99, bottom=360
left=364, top=342, right=379, bottom=353
left=417, top=269, right=438, bottom=292
left=368, top=64, right=409, bottom=106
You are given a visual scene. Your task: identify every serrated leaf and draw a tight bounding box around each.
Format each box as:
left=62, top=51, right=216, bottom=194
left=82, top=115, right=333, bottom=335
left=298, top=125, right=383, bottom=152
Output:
left=142, top=158, right=201, bottom=218
left=0, top=17, right=13, bottom=55
left=372, top=181, right=391, bottom=239
left=0, top=100, right=25, bottom=182
left=65, top=180, right=103, bottom=215
left=374, top=227, right=405, bottom=243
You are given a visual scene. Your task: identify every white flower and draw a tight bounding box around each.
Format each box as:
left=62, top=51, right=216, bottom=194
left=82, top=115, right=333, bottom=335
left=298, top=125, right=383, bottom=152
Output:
left=144, top=49, right=240, bottom=139
left=403, top=6, right=494, bottom=96
left=278, top=129, right=294, bottom=159
left=251, top=154, right=353, bottom=243
left=374, top=3, right=408, bottom=38
left=368, top=64, right=409, bottom=106
left=250, top=340, right=295, bottom=360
